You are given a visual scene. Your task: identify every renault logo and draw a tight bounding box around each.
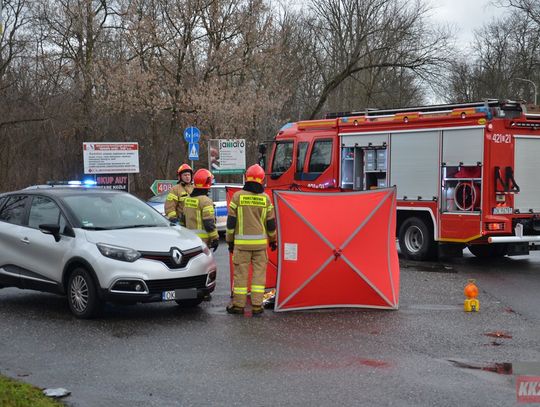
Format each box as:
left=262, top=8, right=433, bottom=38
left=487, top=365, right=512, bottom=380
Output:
left=170, top=248, right=182, bottom=265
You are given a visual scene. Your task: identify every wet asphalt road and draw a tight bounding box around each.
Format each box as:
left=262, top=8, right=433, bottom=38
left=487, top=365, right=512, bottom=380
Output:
left=0, top=242, right=539, bottom=406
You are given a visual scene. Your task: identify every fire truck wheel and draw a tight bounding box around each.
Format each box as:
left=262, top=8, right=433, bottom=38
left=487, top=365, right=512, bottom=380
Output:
left=468, top=244, right=508, bottom=258
left=398, top=217, right=437, bottom=261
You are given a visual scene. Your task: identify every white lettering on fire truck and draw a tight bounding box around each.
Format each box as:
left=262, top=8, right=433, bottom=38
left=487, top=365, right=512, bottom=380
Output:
left=492, top=133, right=511, bottom=143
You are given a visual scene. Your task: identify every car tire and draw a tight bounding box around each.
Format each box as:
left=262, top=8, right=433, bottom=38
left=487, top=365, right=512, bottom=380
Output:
left=67, top=268, right=102, bottom=319
left=175, top=298, right=203, bottom=307
left=398, top=217, right=437, bottom=261
left=468, top=244, right=508, bottom=258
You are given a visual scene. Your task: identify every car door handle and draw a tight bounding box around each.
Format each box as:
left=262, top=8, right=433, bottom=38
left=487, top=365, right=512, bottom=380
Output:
left=20, top=237, right=30, bottom=244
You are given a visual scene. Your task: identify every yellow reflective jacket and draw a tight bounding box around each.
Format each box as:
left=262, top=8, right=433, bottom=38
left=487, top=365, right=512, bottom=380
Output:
left=165, top=183, right=194, bottom=222
left=226, top=190, right=276, bottom=251
left=183, top=195, right=218, bottom=245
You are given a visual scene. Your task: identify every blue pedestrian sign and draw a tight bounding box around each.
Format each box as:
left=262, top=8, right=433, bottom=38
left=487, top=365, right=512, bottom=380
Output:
left=188, top=143, right=199, bottom=160
left=184, top=126, right=200, bottom=143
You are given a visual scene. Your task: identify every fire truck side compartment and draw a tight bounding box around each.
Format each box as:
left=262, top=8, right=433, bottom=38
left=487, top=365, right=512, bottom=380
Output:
left=389, top=130, right=439, bottom=201
left=442, top=127, right=484, bottom=166
left=513, top=137, right=540, bottom=213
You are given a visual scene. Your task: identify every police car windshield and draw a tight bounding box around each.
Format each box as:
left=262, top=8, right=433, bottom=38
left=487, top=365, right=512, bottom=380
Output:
left=63, top=193, right=170, bottom=229
left=147, top=192, right=168, bottom=203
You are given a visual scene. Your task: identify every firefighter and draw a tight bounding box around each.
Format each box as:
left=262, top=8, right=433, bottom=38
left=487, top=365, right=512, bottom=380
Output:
left=226, top=164, right=277, bottom=315
left=165, top=164, right=194, bottom=225
left=183, top=169, right=219, bottom=251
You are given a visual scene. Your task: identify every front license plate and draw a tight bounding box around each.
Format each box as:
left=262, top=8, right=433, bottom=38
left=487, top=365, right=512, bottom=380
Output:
left=162, top=289, right=197, bottom=301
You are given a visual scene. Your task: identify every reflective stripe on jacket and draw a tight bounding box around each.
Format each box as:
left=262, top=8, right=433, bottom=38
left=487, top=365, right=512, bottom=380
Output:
left=164, top=183, right=194, bottom=220
left=184, top=195, right=218, bottom=243
left=226, top=190, right=276, bottom=251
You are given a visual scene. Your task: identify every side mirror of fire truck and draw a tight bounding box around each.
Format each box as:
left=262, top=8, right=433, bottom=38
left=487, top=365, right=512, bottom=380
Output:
left=258, top=143, right=267, bottom=171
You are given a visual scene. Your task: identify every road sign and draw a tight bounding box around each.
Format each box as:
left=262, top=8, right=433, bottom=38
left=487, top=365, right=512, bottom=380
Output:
left=184, top=126, right=200, bottom=143
left=188, top=142, right=199, bottom=160
left=150, top=179, right=176, bottom=195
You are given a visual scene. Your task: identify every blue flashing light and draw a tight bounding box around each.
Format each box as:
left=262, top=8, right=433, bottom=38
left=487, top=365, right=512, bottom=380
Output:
left=83, top=179, right=97, bottom=186
left=475, top=107, right=493, bottom=120
left=279, top=122, right=293, bottom=131
left=68, top=180, right=82, bottom=185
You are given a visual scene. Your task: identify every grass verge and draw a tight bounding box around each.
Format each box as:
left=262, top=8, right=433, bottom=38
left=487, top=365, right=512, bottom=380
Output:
left=0, top=374, right=64, bottom=407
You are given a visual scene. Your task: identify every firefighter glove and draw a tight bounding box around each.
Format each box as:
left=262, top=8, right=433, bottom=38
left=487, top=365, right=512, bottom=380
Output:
left=210, top=239, right=219, bottom=252
left=269, top=241, right=277, bottom=251
left=228, top=242, right=234, bottom=253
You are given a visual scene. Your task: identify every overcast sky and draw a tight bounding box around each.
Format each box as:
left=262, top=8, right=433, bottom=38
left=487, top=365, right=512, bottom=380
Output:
left=428, top=0, right=509, bottom=46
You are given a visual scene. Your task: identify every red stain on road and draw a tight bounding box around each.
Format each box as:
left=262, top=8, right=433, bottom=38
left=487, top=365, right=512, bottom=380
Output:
left=484, top=331, right=512, bottom=339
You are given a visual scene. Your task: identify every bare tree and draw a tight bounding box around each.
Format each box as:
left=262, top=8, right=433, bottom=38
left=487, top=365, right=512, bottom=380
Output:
left=444, top=8, right=540, bottom=103
left=304, top=0, right=451, bottom=118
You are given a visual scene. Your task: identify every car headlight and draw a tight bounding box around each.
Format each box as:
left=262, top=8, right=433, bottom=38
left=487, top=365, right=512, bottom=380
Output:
left=97, top=243, right=141, bottom=262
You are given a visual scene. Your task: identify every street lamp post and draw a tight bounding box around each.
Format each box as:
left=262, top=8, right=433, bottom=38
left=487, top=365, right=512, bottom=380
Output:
left=515, top=77, right=538, bottom=106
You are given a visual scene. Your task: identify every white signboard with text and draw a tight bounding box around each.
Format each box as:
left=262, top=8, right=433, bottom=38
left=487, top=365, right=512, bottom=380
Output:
left=208, top=139, right=246, bottom=174
left=83, top=142, right=140, bottom=174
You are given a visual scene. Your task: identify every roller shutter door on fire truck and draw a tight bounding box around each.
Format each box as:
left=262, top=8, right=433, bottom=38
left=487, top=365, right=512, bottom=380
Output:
left=390, top=131, right=439, bottom=200
left=514, top=136, right=540, bottom=213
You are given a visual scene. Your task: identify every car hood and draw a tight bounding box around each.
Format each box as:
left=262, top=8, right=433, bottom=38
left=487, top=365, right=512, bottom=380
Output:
left=82, top=226, right=203, bottom=252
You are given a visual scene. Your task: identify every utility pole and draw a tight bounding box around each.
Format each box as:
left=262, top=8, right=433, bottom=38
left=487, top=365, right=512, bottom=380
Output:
left=515, top=77, right=538, bottom=106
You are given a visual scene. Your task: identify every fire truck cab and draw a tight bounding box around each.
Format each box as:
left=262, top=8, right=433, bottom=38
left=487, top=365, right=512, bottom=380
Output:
left=264, top=100, right=540, bottom=260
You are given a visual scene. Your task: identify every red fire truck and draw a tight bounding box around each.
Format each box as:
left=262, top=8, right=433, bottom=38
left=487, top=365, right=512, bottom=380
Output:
left=263, top=99, right=540, bottom=260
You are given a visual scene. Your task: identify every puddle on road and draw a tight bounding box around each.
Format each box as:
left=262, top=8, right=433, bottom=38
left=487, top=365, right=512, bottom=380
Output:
left=448, top=359, right=513, bottom=375
left=400, top=260, right=457, bottom=273
left=403, top=304, right=462, bottom=311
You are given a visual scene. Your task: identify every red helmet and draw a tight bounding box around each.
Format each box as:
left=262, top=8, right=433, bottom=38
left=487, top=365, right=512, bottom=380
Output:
left=193, top=169, right=214, bottom=189
left=177, top=163, right=193, bottom=175
left=245, top=164, right=265, bottom=184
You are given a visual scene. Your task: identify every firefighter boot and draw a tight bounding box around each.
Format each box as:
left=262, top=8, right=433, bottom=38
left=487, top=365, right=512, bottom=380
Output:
left=251, top=305, right=264, bottom=315
left=226, top=304, right=244, bottom=315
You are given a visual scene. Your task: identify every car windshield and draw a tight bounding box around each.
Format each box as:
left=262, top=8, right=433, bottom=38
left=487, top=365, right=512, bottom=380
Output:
left=211, top=186, right=227, bottom=202
left=147, top=192, right=168, bottom=203
left=63, top=193, right=170, bottom=230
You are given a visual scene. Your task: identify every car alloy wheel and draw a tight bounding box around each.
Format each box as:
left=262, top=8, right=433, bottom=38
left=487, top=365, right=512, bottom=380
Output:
left=67, top=268, right=101, bottom=319
left=70, top=275, right=89, bottom=312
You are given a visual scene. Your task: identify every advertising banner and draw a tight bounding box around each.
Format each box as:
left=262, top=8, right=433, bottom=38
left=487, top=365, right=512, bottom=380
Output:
left=209, top=139, right=246, bottom=174
left=94, top=174, right=129, bottom=191
left=83, top=142, right=140, bottom=174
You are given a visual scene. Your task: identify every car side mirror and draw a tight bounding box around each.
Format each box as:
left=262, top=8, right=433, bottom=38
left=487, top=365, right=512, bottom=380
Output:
left=258, top=143, right=267, bottom=155
left=39, top=224, right=61, bottom=242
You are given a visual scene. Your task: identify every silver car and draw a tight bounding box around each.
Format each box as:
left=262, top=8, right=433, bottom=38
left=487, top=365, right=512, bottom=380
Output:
left=0, top=187, right=217, bottom=318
